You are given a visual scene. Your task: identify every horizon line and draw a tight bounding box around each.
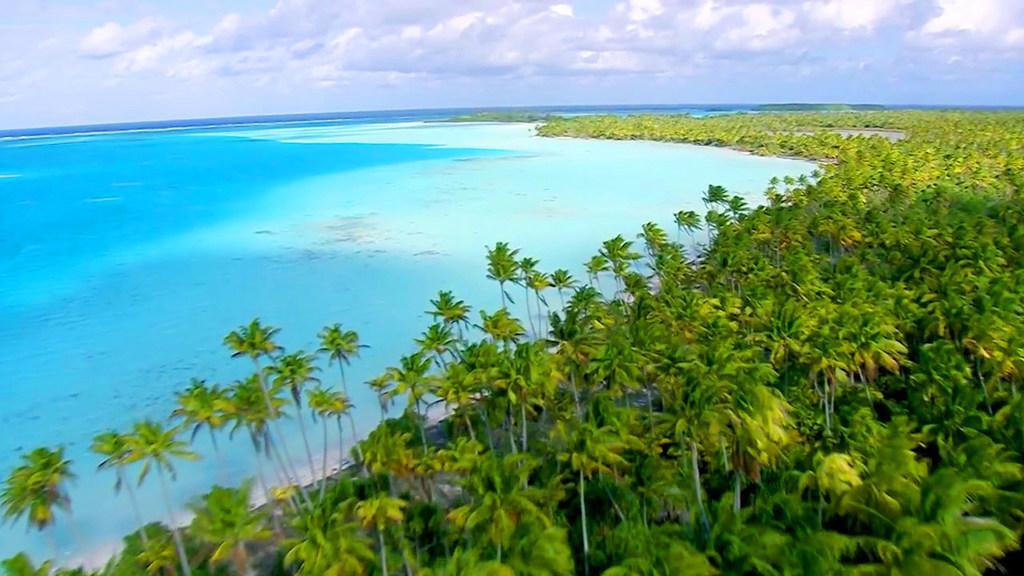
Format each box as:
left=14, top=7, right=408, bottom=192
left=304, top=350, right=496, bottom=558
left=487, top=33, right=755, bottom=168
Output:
left=3, top=101, right=1023, bottom=138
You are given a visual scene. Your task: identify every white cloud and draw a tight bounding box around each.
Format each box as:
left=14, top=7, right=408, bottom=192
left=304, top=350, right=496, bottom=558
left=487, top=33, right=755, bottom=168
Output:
left=804, top=0, right=897, bottom=32
left=917, top=0, right=1024, bottom=48
left=716, top=3, right=800, bottom=53
left=550, top=4, right=574, bottom=18
left=70, top=0, right=1023, bottom=89
left=79, top=18, right=164, bottom=58
left=625, top=0, right=664, bottom=22
left=922, top=0, right=1001, bottom=34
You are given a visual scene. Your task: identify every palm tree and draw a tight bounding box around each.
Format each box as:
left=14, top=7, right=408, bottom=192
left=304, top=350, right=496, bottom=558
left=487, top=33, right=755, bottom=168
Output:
left=307, top=385, right=355, bottom=501
left=702, top=184, right=729, bottom=209
left=478, top=309, right=525, bottom=350
left=673, top=209, right=702, bottom=246
left=725, top=195, right=749, bottom=221
left=555, top=421, right=631, bottom=572
left=639, top=222, right=670, bottom=265
left=448, top=454, right=550, bottom=563
left=368, top=374, right=394, bottom=421
left=486, top=242, right=520, bottom=308
left=135, top=529, right=179, bottom=576
left=317, top=323, right=367, bottom=398
left=360, top=427, right=417, bottom=494
left=92, top=430, right=149, bottom=545
left=318, top=324, right=369, bottom=467
left=427, top=290, right=472, bottom=339
left=1, top=447, right=76, bottom=558
left=269, top=350, right=321, bottom=493
left=170, top=379, right=228, bottom=475
left=550, top=269, right=576, bottom=309
left=437, top=363, right=480, bottom=443
left=188, top=480, right=271, bottom=575
left=224, top=320, right=305, bottom=494
left=387, top=352, right=437, bottom=451
left=599, top=235, right=642, bottom=288
left=416, top=322, right=458, bottom=370
left=126, top=420, right=199, bottom=576
left=527, top=270, right=553, bottom=338
left=0, top=553, right=52, bottom=576
left=355, top=495, right=408, bottom=576
left=223, top=375, right=291, bottom=509
left=585, top=255, right=610, bottom=290
left=286, top=512, right=376, bottom=575
left=518, top=256, right=541, bottom=336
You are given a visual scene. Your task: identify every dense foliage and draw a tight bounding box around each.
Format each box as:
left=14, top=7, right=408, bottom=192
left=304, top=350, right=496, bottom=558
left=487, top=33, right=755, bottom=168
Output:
left=5, top=110, right=1024, bottom=575
left=753, top=104, right=886, bottom=112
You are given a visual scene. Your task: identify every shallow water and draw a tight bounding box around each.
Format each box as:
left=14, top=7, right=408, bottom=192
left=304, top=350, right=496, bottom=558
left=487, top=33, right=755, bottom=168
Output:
left=0, top=119, right=813, bottom=560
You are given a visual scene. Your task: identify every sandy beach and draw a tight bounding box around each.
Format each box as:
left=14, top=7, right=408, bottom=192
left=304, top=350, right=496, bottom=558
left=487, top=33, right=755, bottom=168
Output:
left=69, top=400, right=454, bottom=570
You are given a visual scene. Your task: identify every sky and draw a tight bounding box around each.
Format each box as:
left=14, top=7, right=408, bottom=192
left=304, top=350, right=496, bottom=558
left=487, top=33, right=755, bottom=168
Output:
left=1, top=0, right=1023, bottom=129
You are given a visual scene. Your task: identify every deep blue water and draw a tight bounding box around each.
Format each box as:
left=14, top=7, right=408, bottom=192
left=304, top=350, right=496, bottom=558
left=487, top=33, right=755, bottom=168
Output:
left=0, top=132, right=495, bottom=309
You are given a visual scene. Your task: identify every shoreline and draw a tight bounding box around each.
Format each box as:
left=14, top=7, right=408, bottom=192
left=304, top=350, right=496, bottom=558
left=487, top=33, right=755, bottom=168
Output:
left=69, top=400, right=454, bottom=570
left=541, top=133, right=827, bottom=165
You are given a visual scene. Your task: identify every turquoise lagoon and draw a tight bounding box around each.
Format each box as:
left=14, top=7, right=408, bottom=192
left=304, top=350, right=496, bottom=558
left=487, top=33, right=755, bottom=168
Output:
left=0, top=118, right=813, bottom=560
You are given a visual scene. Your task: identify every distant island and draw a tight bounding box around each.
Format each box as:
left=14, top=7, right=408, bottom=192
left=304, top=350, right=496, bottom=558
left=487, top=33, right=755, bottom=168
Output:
left=754, top=103, right=887, bottom=112
left=441, top=104, right=890, bottom=124
left=443, top=111, right=557, bottom=122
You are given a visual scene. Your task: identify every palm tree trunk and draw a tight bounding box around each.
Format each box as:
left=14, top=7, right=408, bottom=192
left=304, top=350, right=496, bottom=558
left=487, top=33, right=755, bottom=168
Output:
left=523, top=285, right=536, bottom=338
left=346, top=413, right=365, bottom=474
left=261, top=432, right=288, bottom=488
left=266, top=431, right=311, bottom=508
left=499, top=281, right=507, bottom=309
left=462, top=411, right=477, bottom=442
left=272, top=419, right=312, bottom=507
left=857, top=368, right=875, bottom=414
left=377, top=529, right=389, bottom=575
left=338, top=364, right=350, bottom=397
left=733, top=471, right=742, bottom=513
left=234, top=543, right=250, bottom=576
left=121, top=469, right=150, bottom=546
left=482, top=406, right=497, bottom=452
left=603, top=481, right=626, bottom=523
left=644, top=382, right=655, bottom=436
left=690, top=441, right=710, bottom=538
left=295, top=404, right=319, bottom=489
left=579, top=468, right=590, bottom=576
left=402, top=537, right=414, bottom=576
left=506, top=408, right=519, bottom=454
left=570, top=371, right=583, bottom=419
left=535, top=290, right=548, bottom=339
left=338, top=366, right=367, bottom=474
left=252, top=447, right=287, bottom=533
left=976, top=357, right=994, bottom=415
left=520, top=401, right=528, bottom=452
left=253, top=359, right=310, bottom=505
left=415, top=400, right=430, bottom=452
left=336, top=417, right=347, bottom=470
left=209, top=428, right=226, bottom=484
left=320, top=418, right=330, bottom=503
left=156, top=465, right=192, bottom=576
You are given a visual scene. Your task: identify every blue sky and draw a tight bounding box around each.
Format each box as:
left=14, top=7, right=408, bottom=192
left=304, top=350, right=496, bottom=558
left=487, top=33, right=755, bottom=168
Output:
left=1, top=0, right=1023, bottom=128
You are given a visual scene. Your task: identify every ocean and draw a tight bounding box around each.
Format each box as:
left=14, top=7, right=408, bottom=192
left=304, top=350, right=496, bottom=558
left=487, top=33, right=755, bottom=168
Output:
left=0, top=109, right=814, bottom=560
